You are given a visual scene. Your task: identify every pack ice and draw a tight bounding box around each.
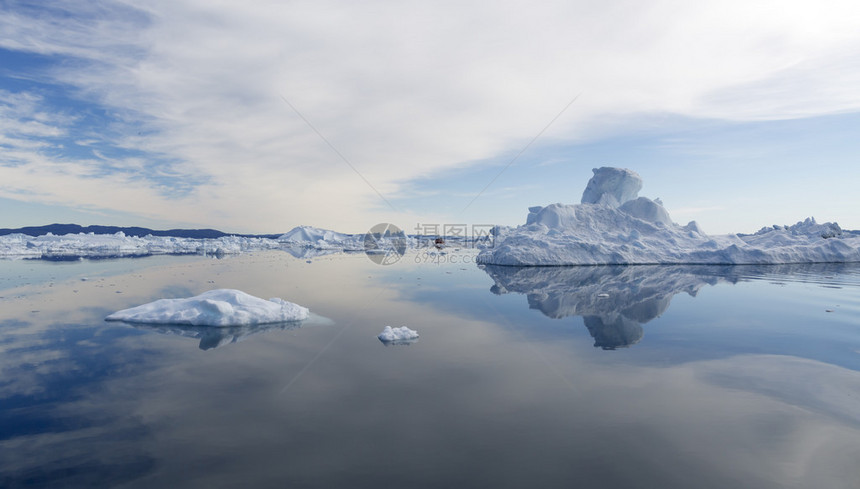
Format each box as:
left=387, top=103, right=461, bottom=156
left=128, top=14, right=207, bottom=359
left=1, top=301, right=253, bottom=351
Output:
left=477, top=167, right=860, bottom=266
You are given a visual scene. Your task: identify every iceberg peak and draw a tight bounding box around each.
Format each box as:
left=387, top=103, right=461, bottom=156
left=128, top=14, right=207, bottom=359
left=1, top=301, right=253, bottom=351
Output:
left=580, top=167, right=643, bottom=207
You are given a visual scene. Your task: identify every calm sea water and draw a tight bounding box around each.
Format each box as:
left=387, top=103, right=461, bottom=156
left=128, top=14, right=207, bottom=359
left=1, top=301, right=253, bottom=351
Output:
left=1, top=250, right=859, bottom=488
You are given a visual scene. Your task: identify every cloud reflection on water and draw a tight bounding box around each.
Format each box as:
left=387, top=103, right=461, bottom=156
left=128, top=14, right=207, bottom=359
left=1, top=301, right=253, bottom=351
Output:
left=2, top=254, right=860, bottom=488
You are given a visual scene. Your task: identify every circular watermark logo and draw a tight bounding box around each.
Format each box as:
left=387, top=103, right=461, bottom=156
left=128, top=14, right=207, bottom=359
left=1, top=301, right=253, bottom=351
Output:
left=364, top=223, right=407, bottom=265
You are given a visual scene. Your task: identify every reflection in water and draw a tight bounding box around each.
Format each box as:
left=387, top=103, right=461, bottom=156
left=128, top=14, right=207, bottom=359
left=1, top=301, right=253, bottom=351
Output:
left=282, top=247, right=362, bottom=259
left=2, top=253, right=860, bottom=487
left=482, top=263, right=860, bottom=349
left=124, top=312, right=334, bottom=350
left=120, top=319, right=308, bottom=350
left=483, top=264, right=729, bottom=349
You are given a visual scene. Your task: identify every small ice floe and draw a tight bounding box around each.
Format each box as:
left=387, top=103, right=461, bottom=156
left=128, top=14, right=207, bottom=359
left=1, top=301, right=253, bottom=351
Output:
left=378, top=325, right=419, bottom=345
left=106, top=289, right=309, bottom=326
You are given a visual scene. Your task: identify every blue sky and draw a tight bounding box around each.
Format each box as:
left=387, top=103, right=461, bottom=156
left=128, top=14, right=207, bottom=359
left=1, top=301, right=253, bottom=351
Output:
left=1, top=0, right=859, bottom=234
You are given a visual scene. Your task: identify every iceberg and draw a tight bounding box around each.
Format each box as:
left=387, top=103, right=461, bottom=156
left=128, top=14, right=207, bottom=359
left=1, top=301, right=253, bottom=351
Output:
left=279, top=225, right=413, bottom=262
left=378, top=325, right=419, bottom=345
left=106, top=289, right=309, bottom=326
left=278, top=225, right=364, bottom=250
left=478, top=167, right=860, bottom=266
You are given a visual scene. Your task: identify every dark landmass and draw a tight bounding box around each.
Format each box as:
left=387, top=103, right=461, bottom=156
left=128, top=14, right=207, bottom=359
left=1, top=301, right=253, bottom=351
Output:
left=0, top=224, right=282, bottom=239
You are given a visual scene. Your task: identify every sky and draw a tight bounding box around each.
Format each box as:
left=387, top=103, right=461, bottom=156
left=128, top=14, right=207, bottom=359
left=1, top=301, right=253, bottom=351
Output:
left=1, top=0, right=859, bottom=235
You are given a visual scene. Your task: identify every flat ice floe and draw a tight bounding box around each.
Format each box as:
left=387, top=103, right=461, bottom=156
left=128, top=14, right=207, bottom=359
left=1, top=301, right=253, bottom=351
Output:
left=106, top=289, right=309, bottom=326
left=378, top=326, right=419, bottom=344
left=477, top=167, right=860, bottom=266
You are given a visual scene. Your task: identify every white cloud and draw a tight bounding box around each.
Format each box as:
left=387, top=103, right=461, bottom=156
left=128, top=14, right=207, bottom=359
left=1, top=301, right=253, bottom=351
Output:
left=1, top=0, right=859, bottom=232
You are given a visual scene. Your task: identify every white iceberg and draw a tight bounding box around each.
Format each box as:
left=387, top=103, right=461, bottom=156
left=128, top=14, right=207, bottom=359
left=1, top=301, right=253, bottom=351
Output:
left=106, top=289, right=309, bottom=326
left=278, top=225, right=364, bottom=250
left=378, top=325, right=419, bottom=344
left=477, top=167, right=860, bottom=266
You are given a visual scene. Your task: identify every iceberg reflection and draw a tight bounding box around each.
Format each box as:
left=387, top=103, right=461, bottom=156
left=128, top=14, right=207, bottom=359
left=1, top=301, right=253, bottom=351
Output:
left=482, top=264, right=725, bottom=349
left=123, top=320, right=307, bottom=350
left=281, top=246, right=362, bottom=259
left=482, top=264, right=732, bottom=349
left=481, top=263, right=859, bottom=349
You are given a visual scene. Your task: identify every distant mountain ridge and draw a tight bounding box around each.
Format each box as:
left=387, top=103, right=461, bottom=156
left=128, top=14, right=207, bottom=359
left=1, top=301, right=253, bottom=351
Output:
left=0, top=224, right=282, bottom=239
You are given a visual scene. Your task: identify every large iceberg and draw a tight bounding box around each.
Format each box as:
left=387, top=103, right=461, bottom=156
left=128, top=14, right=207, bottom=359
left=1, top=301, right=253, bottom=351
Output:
left=478, top=167, right=860, bottom=266
left=106, top=289, right=309, bottom=326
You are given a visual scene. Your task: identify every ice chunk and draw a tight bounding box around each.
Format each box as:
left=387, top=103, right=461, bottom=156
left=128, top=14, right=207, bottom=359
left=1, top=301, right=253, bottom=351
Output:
left=106, top=289, right=309, bottom=326
left=378, top=325, right=419, bottom=344
left=525, top=206, right=547, bottom=225
left=580, top=167, right=643, bottom=207
left=752, top=217, right=842, bottom=239
left=684, top=221, right=705, bottom=235
left=619, top=197, right=672, bottom=225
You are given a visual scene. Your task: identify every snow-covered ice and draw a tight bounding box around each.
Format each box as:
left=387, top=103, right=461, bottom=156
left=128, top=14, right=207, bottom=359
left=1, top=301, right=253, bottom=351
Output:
left=478, top=167, right=860, bottom=266
left=378, top=325, right=419, bottom=344
left=106, top=289, right=309, bottom=326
